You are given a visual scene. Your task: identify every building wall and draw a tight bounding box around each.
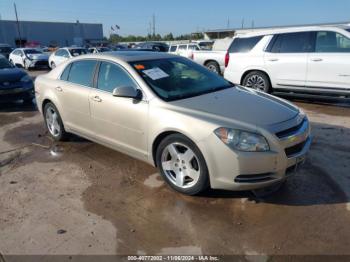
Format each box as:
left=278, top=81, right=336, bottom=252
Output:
left=0, top=20, right=103, bottom=47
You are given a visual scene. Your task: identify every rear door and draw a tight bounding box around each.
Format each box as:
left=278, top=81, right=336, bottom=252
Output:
left=89, top=61, right=148, bottom=159
left=177, top=45, right=188, bottom=57
left=264, top=32, right=313, bottom=88
left=58, top=59, right=97, bottom=137
left=307, top=30, right=350, bottom=90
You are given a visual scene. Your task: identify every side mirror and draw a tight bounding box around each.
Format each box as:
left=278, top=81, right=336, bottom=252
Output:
left=112, top=86, right=143, bottom=100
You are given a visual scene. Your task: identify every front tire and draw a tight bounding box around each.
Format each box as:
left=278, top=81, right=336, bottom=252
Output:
left=50, top=62, right=56, bottom=69
left=44, top=102, right=67, bottom=141
left=156, top=134, right=209, bottom=195
left=243, top=71, right=271, bottom=93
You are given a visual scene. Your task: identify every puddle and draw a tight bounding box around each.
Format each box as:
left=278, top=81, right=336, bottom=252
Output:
left=50, top=144, right=65, bottom=157
left=143, top=173, right=164, bottom=188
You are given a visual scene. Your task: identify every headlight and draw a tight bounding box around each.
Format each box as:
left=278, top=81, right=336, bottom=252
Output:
left=20, top=75, right=32, bottom=83
left=214, top=127, right=269, bottom=152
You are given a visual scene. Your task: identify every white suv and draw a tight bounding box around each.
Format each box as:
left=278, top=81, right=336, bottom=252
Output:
left=224, top=26, right=350, bottom=97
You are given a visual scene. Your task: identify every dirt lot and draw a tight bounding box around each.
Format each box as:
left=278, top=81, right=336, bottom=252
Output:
left=1, top=71, right=350, bottom=258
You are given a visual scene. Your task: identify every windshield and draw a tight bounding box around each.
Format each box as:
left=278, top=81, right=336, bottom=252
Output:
left=0, top=46, right=12, bottom=53
left=130, top=57, right=232, bottom=101
left=24, top=49, right=42, bottom=55
left=0, top=57, right=14, bottom=69
left=69, top=48, right=88, bottom=57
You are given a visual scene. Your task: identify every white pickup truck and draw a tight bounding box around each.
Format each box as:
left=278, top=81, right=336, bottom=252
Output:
left=192, top=38, right=233, bottom=74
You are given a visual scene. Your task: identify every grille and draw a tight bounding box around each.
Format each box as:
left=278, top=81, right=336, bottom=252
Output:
left=34, top=60, right=49, bottom=66
left=276, top=119, right=306, bottom=139
left=285, top=140, right=307, bottom=158
left=0, top=81, right=21, bottom=89
left=234, top=173, right=275, bottom=183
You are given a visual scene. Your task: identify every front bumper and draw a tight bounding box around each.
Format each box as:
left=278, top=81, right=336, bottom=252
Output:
left=27, top=60, right=49, bottom=68
left=198, top=117, right=311, bottom=191
left=0, top=84, right=34, bottom=102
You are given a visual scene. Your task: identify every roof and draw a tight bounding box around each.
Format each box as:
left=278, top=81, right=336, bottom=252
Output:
left=204, top=21, right=350, bottom=33
left=234, top=26, right=350, bottom=38
left=84, top=51, right=176, bottom=62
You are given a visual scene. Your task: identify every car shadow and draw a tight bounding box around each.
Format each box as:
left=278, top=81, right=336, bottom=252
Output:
left=197, top=121, right=350, bottom=207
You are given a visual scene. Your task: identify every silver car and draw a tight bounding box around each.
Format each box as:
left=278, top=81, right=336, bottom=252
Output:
left=35, top=51, right=311, bottom=195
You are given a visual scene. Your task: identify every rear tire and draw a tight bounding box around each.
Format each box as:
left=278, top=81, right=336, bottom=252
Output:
left=44, top=102, right=68, bottom=141
left=243, top=71, right=271, bottom=93
left=156, top=134, right=209, bottom=195
left=205, top=61, right=221, bottom=74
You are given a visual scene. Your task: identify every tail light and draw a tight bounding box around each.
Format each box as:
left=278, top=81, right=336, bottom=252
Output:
left=225, top=52, right=229, bottom=68
left=190, top=52, right=194, bottom=60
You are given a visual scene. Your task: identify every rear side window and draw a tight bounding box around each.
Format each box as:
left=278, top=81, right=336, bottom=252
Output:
left=67, top=60, right=97, bottom=87
left=268, top=32, right=313, bottom=53
left=178, top=45, right=187, bottom=50
left=228, top=36, right=263, bottom=53
left=97, top=62, right=138, bottom=93
left=315, top=31, right=350, bottom=52
left=169, top=46, right=177, bottom=52
left=188, top=45, right=200, bottom=50
left=60, top=64, right=71, bottom=81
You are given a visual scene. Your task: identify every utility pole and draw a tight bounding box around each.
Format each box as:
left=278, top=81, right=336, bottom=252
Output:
left=227, top=18, right=230, bottom=29
left=251, top=20, right=255, bottom=29
left=152, top=14, right=156, bottom=38
left=241, top=18, right=245, bottom=29
left=14, top=3, right=22, bottom=47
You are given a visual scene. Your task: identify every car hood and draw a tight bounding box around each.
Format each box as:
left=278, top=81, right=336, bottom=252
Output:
left=170, top=86, right=299, bottom=127
left=27, top=53, right=49, bottom=60
left=0, top=67, right=27, bottom=82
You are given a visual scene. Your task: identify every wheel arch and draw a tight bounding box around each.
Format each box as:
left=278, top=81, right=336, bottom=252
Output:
left=240, top=69, right=272, bottom=86
left=152, top=131, right=182, bottom=167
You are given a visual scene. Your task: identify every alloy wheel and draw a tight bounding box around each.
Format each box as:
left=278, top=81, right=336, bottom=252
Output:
left=207, top=64, right=218, bottom=73
left=245, top=75, right=266, bottom=91
left=161, top=142, right=201, bottom=189
left=45, top=106, right=61, bottom=137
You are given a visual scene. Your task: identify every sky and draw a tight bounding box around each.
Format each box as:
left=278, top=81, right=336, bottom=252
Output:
left=0, top=0, right=349, bottom=37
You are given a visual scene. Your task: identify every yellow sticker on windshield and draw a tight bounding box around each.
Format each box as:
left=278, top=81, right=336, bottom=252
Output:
left=134, top=64, right=145, bottom=70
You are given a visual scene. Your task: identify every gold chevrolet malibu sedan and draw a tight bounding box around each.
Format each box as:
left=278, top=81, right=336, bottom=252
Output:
left=35, top=51, right=311, bottom=195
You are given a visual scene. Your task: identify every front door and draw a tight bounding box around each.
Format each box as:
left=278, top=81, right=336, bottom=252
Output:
left=264, top=32, right=313, bottom=88
left=89, top=61, right=149, bottom=160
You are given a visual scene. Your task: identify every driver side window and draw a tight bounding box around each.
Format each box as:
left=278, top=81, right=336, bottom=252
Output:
left=97, top=62, right=138, bottom=93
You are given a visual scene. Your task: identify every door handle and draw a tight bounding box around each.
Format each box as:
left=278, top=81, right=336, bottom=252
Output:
left=268, top=58, right=279, bottom=62
left=311, top=58, right=323, bottom=62
left=91, top=95, right=102, bottom=102
left=55, top=86, right=63, bottom=92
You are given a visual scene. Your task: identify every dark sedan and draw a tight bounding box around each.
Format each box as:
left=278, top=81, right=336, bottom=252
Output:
left=0, top=55, right=34, bottom=104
